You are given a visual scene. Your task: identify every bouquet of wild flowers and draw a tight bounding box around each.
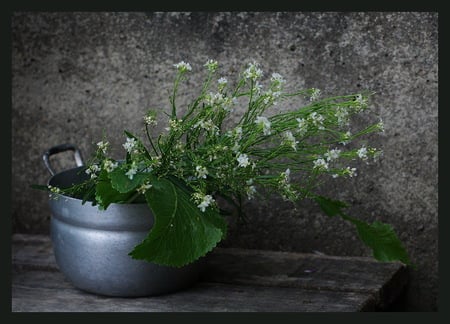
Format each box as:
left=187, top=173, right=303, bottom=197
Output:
left=45, top=59, right=409, bottom=267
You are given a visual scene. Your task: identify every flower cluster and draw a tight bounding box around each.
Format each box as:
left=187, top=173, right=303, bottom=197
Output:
left=74, top=60, right=386, bottom=213
left=46, top=60, right=410, bottom=267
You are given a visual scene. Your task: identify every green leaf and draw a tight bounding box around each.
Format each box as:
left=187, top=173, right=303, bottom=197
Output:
left=95, top=170, right=135, bottom=210
left=314, top=195, right=410, bottom=265
left=109, top=166, right=150, bottom=193
left=129, top=176, right=227, bottom=267
left=124, top=130, right=139, bottom=139
left=345, top=216, right=411, bottom=265
left=81, top=183, right=96, bottom=204
left=31, top=184, right=49, bottom=191
left=314, top=195, right=349, bottom=217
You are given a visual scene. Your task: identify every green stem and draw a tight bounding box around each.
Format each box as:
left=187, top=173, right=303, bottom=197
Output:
left=145, top=124, right=159, bottom=156
left=126, top=192, right=141, bottom=204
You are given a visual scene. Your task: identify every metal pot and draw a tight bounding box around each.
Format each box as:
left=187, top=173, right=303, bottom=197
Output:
left=43, top=144, right=204, bottom=297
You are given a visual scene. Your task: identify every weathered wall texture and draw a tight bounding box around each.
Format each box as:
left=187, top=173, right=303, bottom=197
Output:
left=11, top=12, right=438, bottom=311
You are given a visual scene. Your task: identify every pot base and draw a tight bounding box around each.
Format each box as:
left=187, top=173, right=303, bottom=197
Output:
left=48, top=185, right=204, bottom=297
left=51, top=218, right=204, bottom=297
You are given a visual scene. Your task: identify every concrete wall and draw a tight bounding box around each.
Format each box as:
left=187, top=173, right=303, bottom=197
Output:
left=11, top=12, right=438, bottom=311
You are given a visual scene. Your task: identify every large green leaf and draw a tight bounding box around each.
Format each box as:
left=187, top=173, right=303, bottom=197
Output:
left=95, top=170, right=135, bottom=210
left=109, top=166, right=150, bottom=193
left=346, top=217, right=411, bottom=265
left=314, top=195, right=410, bottom=265
left=129, top=176, right=227, bottom=267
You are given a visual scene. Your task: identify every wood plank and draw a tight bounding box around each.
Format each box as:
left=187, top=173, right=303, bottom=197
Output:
left=11, top=234, right=408, bottom=312
left=203, top=247, right=408, bottom=310
left=12, top=233, right=57, bottom=271
left=12, top=269, right=371, bottom=312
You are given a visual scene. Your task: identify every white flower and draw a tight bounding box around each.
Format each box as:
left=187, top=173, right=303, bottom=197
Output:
left=237, top=153, right=250, bottom=168
left=217, top=77, right=228, bottom=91
left=268, top=72, right=286, bottom=95
left=204, top=59, right=218, bottom=72
left=222, top=96, right=236, bottom=111
left=123, top=137, right=138, bottom=153
left=254, top=116, right=271, bottom=135
left=232, top=126, right=243, bottom=141
left=357, top=146, right=368, bottom=160
left=282, top=168, right=291, bottom=183
left=174, top=61, right=192, bottom=72
left=144, top=115, right=157, bottom=126
left=252, top=81, right=263, bottom=94
left=340, top=131, right=352, bottom=145
left=245, top=179, right=257, bottom=199
left=47, top=185, right=61, bottom=194
left=174, top=140, right=185, bottom=153
left=296, top=118, right=308, bottom=136
left=270, top=73, right=286, bottom=87
left=376, top=118, right=385, bottom=132
left=308, top=112, right=324, bottom=130
left=125, top=162, right=138, bottom=180
left=195, top=165, right=208, bottom=179
left=355, top=94, right=368, bottom=109
left=194, top=119, right=219, bottom=135
left=246, top=184, right=257, bottom=200
left=335, top=107, right=349, bottom=126
left=206, top=92, right=219, bottom=106
left=263, top=90, right=281, bottom=105
left=372, top=148, right=383, bottom=161
left=310, top=88, right=321, bottom=101
left=345, top=167, right=357, bottom=177
left=103, top=160, right=119, bottom=173
left=313, top=158, right=329, bottom=170
left=334, top=167, right=357, bottom=178
left=166, top=118, right=183, bottom=132
left=280, top=183, right=298, bottom=201
left=283, top=131, right=298, bottom=151
left=85, top=164, right=100, bottom=179
left=96, top=141, right=109, bottom=154
left=151, top=156, right=161, bottom=167
left=243, top=61, right=263, bottom=81
left=197, top=194, right=215, bottom=212
left=137, top=182, right=152, bottom=195
left=277, top=169, right=292, bottom=198
left=324, top=148, right=341, bottom=161
left=208, top=92, right=235, bottom=111
left=143, top=165, right=153, bottom=173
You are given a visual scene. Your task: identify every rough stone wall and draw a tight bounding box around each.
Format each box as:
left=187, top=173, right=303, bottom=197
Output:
left=11, top=12, right=438, bottom=311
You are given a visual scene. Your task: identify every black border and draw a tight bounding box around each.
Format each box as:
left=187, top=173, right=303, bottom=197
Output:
left=3, top=6, right=12, bottom=318
left=0, top=0, right=446, bottom=12
left=4, top=0, right=445, bottom=320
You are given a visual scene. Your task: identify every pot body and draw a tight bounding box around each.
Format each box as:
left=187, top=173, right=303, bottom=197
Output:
left=48, top=166, right=203, bottom=297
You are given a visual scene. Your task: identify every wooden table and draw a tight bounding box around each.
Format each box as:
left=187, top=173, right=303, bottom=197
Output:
left=12, top=234, right=408, bottom=312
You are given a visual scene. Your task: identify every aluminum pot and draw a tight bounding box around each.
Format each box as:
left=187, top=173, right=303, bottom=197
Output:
left=43, top=144, right=204, bottom=297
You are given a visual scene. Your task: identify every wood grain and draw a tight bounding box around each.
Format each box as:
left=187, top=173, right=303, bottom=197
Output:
left=11, top=234, right=408, bottom=312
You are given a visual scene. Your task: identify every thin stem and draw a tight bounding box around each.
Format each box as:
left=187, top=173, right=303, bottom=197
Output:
left=126, top=192, right=141, bottom=204
left=145, top=124, right=159, bottom=156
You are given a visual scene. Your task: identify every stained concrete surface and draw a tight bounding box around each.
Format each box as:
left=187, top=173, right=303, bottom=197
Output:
left=11, top=12, right=437, bottom=310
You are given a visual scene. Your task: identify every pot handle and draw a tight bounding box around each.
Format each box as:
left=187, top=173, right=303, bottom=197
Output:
left=43, top=143, right=84, bottom=176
